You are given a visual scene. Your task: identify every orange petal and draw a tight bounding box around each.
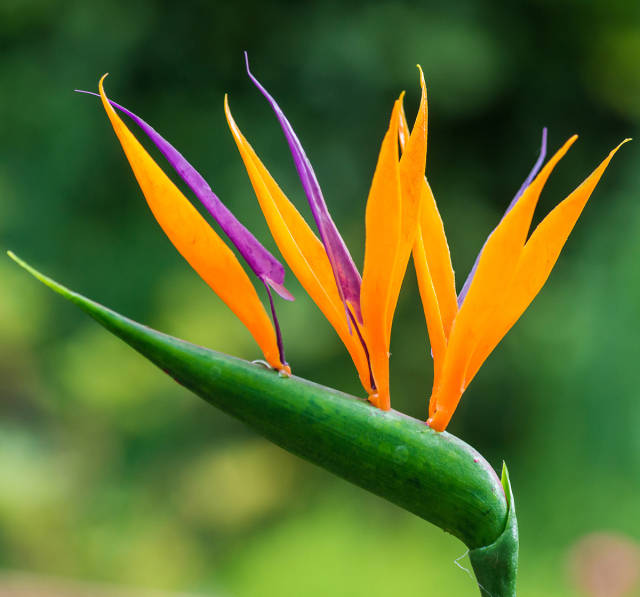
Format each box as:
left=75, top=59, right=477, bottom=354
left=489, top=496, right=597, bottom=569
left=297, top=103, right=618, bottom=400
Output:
left=385, top=66, right=428, bottom=339
left=98, top=76, right=283, bottom=370
left=360, top=99, right=403, bottom=410
left=399, top=95, right=457, bottom=363
left=412, top=229, right=446, bottom=415
left=465, top=139, right=630, bottom=384
left=428, top=135, right=578, bottom=431
left=224, top=96, right=373, bottom=391
left=418, top=180, right=458, bottom=338
left=397, top=94, right=410, bottom=151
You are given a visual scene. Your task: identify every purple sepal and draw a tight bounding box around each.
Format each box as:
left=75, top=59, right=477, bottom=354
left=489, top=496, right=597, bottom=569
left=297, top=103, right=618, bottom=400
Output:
left=76, top=89, right=294, bottom=303
left=503, top=127, right=549, bottom=219
left=457, top=128, right=548, bottom=307
left=243, top=53, right=363, bottom=323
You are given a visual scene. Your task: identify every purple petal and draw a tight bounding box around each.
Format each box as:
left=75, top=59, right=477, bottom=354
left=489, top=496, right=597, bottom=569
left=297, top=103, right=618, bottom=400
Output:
left=457, top=128, right=548, bottom=307
left=243, top=53, right=363, bottom=323
left=504, top=127, right=548, bottom=218
left=76, top=89, right=294, bottom=303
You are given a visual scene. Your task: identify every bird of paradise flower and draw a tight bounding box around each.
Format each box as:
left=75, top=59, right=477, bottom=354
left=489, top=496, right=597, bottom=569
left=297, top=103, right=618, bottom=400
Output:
left=81, top=54, right=627, bottom=432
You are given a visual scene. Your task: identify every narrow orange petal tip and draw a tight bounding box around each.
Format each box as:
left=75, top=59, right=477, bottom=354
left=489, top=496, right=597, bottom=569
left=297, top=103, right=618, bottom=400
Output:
left=416, top=65, right=426, bottom=89
left=426, top=415, right=446, bottom=433
left=278, top=365, right=292, bottom=377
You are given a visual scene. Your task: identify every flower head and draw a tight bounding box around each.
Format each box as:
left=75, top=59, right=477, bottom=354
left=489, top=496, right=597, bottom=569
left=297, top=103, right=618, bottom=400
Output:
left=421, top=134, right=628, bottom=431
left=87, top=60, right=627, bottom=431
left=226, top=59, right=626, bottom=429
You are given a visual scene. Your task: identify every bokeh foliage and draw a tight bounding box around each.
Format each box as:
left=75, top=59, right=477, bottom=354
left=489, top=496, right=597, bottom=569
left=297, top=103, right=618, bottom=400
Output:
left=1, top=0, right=639, bottom=595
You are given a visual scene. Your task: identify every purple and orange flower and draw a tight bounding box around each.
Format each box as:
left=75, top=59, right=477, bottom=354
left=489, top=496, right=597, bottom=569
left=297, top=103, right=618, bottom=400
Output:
left=84, top=56, right=627, bottom=431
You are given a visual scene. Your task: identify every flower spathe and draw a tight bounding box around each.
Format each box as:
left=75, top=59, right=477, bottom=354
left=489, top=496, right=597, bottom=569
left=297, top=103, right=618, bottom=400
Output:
left=90, top=61, right=628, bottom=432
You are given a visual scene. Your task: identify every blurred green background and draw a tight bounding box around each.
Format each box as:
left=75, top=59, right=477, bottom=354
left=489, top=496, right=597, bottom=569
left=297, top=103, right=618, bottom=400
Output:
left=1, top=0, right=639, bottom=595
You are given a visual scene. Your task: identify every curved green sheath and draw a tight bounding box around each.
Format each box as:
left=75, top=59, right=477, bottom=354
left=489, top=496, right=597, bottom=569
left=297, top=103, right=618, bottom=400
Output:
left=9, top=252, right=518, bottom=596
left=470, top=465, right=518, bottom=596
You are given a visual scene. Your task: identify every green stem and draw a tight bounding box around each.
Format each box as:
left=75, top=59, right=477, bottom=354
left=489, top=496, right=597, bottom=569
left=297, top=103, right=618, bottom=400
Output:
left=9, top=252, right=518, bottom=595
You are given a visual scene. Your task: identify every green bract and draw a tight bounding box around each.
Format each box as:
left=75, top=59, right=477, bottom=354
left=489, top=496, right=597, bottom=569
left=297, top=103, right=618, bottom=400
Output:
left=9, top=251, right=518, bottom=596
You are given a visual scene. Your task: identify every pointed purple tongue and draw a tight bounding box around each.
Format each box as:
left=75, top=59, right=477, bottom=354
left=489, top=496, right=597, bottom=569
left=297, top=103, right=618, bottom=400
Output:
left=75, top=89, right=293, bottom=303
left=458, top=127, right=548, bottom=307
left=244, top=52, right=363, bottom=325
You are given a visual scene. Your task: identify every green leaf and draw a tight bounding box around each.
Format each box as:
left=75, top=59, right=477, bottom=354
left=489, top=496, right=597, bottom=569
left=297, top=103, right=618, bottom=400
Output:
left=469, top=463, right=518, bottom=596
left=9, top=251, right=518, bottom=592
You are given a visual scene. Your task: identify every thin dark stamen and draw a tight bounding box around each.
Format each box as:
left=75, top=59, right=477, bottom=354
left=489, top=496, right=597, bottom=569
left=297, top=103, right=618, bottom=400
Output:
left=347, top=309, right=376, bottom=391
left=264, top=282, right=287, bottom=368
